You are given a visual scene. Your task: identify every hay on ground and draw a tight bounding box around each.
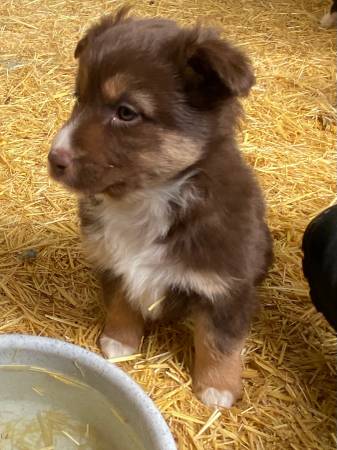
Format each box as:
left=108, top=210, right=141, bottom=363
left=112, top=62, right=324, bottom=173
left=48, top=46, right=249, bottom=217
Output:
left=0, top=0, right=336, bottom=449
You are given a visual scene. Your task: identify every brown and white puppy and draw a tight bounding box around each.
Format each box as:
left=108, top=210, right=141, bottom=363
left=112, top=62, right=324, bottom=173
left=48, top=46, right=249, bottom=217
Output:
left=48, top=8, right=273, bottom=408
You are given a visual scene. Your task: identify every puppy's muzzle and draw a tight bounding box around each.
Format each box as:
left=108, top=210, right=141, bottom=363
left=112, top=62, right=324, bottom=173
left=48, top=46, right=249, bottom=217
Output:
left=48, top=147, right=73, bottom=178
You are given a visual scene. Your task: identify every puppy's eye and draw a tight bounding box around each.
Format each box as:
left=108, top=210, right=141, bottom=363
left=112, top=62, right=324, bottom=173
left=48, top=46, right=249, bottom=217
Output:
left=116, top=105, right=138, bottom=122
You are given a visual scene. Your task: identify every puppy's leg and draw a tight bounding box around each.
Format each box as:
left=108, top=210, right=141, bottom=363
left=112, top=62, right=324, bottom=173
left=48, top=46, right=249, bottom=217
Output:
left=192, top=288, right=255, bottom=408
left=99, top=275, right=144, bottom=359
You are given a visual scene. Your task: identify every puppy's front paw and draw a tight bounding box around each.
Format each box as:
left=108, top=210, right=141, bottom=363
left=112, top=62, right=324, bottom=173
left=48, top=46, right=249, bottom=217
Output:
left=197, top=387, right=235, bottom=408
left=99, top=333, right=137, bottom=359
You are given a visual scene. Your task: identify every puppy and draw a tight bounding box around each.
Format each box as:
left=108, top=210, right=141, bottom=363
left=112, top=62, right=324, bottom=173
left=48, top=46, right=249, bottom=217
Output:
left=321, top=0, right=337, bottom=28
left=48, top=8, right=273, bottom=408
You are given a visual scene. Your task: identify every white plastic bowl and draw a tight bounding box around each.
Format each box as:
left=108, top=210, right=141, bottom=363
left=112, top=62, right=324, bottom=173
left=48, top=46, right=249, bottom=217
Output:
left=0, top=334, right=176, bottom=450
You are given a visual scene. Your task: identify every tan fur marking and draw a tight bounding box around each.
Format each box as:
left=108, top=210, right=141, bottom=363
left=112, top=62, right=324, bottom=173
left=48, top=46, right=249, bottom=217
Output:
left=132, top=91, right=156, bottom=116
left=192, top=313, right=244, bottom=404
left=139, top=131, right=202, bottom=178
left=102, top=74, right=129, bottom=101
left=101, top=285, right=144, bottom=350
left=162, top=132, right=203, bottom=168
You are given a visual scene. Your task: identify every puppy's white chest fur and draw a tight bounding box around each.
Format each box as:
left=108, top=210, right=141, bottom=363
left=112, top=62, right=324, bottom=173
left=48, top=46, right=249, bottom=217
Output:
left=82, top=176, right=231, bottom=319
left=83, top=179, right=187, bottom=318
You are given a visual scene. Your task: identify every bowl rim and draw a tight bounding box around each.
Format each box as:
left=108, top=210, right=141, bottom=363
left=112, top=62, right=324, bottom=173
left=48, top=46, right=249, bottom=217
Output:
left=0, top=333, right=177, bottom=450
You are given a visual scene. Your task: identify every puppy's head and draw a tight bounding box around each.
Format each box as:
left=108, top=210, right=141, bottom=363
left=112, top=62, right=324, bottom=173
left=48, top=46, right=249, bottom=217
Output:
left=48, top=8, right=254, bottom=197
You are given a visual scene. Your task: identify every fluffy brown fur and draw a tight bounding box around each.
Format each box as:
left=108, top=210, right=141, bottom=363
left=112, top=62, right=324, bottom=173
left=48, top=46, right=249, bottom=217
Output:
left=48, top=7, right=273, bottom=408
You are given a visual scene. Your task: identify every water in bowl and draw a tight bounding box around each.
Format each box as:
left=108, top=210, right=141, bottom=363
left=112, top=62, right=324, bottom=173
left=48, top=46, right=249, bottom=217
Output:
left=0, top=365, right=145, bottom=450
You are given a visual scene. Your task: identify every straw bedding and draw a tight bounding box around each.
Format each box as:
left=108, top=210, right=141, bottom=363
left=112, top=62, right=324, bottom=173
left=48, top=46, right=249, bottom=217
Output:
left=0, top=0, right=336, bottom=448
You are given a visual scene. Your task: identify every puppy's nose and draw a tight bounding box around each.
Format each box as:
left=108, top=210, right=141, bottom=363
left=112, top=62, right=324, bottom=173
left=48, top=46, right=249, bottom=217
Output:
left=48, top=148, right=72, bottom=174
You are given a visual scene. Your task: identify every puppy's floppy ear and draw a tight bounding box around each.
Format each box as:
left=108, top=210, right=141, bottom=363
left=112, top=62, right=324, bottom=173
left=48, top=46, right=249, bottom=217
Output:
left=173, top=27, right=255, bottom=104
left=74, top=6, right=132, bottom=59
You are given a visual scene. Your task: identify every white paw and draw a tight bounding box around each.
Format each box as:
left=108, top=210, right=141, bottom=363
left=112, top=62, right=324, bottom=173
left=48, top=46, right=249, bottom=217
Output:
left=198, top=387, right=235, bottom=409
left=320, top=12, right=337, bottom=28
left=99, top=334, right=136, bottom=359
